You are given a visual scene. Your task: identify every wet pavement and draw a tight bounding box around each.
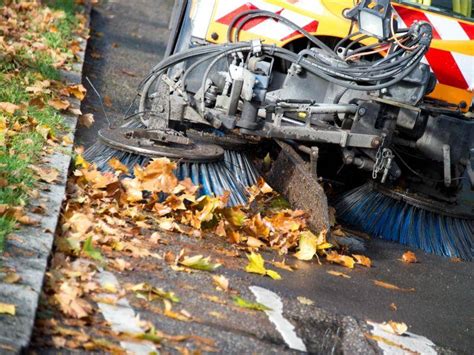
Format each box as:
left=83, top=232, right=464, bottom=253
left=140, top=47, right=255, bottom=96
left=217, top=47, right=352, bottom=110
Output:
left=31, top=0, right=474, bottom=353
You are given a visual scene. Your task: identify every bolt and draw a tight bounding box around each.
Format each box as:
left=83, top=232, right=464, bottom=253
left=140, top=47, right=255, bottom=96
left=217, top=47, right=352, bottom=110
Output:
left=211, top=32, right=219, bottom=41
left=371, top=137, right=382, bottom=147
left=358, top=107, right=367, bottom=116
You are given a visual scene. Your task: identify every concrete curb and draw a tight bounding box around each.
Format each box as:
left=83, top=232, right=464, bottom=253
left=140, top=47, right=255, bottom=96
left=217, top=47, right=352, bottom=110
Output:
left=0, top=5, right=91, bottom=353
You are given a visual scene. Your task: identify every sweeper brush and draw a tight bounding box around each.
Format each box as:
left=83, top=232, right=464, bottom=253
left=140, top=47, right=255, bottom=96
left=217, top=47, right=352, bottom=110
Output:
left=335, top=183, right=474, bottom=260
left=85, top=0, right=474, bottom=259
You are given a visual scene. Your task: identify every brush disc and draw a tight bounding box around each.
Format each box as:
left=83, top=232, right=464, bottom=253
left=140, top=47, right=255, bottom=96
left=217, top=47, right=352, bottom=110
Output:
left=99, top=127, right=224, bottom=162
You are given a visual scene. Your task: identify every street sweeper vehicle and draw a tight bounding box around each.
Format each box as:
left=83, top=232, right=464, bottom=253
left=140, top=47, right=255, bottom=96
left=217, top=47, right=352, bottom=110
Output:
left=85, top=0, right=474, bottom=260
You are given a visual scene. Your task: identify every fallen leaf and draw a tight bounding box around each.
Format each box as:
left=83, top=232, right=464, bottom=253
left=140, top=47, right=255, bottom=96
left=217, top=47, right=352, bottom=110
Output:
left=327, top=270, right=351, bottom=278
left=79, top=113, right=95, bottom=128
left=179, top=255, right=221, bottom=272
left=103, top=95, right=112, bottom=108
left=0, top=102, right=20, bottom=114
left=245, top=252, right=281, bottom=280
left=62, top=135, right=73, bottom=145
left=129, top=283, right=180, bottom=303
left=294, top=231, right=318, bottom=260
left=0, top=302, right=16, bottom=315
left=271, top=260, right=293, bottom=271
left=108, top=157, right=129, bottom=174
left=3, top=272, right=21, bottom=284
left=401, top=251, right=417, bottom=264
left=232, top=296, right=271, bottom=311
left=297, top=296, right=314, bottom=305
left=82, top=236, right=104, bottom=261
left=121, top=69, right=137, bottom=77
left=380, top=321, right=408, bottom=335
left=353, top=254, right=372, bottom=268
left=326, top=251, right=355, bottom=269
left=48, top=98, right=70, bottom=111
left=212, top=275, right=229, bottom=292
left=163, top=299, right=191, bottom=321
left=373, top=280, right=415, bottom=292
left=30, top=165, right=59, bottom=183
left=67, top=84, right=87, bottom=101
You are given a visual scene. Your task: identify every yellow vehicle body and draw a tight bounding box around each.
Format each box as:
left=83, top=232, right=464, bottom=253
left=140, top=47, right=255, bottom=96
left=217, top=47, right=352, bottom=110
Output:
left=196, top=0, right=473, bottom=109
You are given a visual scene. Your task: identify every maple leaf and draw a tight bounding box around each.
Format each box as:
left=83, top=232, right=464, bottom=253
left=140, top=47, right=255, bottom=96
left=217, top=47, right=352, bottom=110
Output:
left=232, top=296, right=271, bottom=311
left=245, top=252, right=281, bottom=280
left=108, top=157, right=129, bottom=174
left=67, top=84, right=87, bottom=101
left=326, top=251, right=355, bottom=269
left=67, top=212, right=93, bottom=235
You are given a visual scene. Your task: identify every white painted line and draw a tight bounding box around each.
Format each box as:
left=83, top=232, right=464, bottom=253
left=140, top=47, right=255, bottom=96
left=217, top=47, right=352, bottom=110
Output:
left=250, top=286, right=307, bottom=352
left=97, top=271, right=157, bottom=354
left=368, top=321, right=437, bottom=355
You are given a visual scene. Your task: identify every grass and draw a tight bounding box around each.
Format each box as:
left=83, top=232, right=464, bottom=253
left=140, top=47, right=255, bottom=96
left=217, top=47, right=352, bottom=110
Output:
left=0, top=0, right=82, bottom=251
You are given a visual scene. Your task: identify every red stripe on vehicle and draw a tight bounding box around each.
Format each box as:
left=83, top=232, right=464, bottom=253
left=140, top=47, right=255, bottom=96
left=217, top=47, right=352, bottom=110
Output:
left=394, top=5, right=468, bottom=89
left=280, top=20, right=318, bottom=41
left=459, top=21, right=474, bottom=40
left=393, top=5, right=441, bottom=39
left=425, top=48, right=469, bottom=89
left=216, top=4, right=259, bottom=26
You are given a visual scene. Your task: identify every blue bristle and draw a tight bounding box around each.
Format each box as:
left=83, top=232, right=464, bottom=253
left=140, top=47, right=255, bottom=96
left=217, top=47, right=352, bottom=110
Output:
left=335, top=184, right=474, bottom=260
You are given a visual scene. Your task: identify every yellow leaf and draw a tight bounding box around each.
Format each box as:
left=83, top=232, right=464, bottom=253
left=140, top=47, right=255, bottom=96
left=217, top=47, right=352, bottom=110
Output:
left=297, top=296, right=314, bottom=305
left=179, top=255, right=221, bottom=271
left=326, top=251, right=355, bottom=269
left=266, top=269, right=282, bottom=280
left=294, top=231, right=318, bottom=260
left=245, top=252, right=266, bottom=275
left=0, top=303, right=15, bottom=315
left=380, top=321, right=408, bottom=335
left=245, top=252, right=281, bottom=280
left=62, top=135, right=73, bottom=145
left=401, top=251, right=417, bottom=264
left=352, top=254, right=372, bottom=268
left=67, top=84, right=87, bottom=101
left=3, top=272, right=21, bottom=284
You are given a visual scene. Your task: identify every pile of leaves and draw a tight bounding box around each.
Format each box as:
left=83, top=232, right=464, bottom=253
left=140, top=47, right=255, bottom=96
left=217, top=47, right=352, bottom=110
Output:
left=0, top=0, right=88, bottom=250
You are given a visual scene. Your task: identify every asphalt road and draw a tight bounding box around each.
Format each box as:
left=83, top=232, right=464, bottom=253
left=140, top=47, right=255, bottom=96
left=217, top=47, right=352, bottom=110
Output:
left=32, top=0, right=473, bottom=353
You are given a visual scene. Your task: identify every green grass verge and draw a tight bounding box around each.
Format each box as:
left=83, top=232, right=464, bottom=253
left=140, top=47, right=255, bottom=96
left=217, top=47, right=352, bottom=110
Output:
left=0, top=0, right=81, bottom=251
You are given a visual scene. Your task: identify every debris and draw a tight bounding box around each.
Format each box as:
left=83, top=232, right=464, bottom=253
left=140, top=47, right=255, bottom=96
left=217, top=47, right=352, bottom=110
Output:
left=297, top=296, right=314, bottom=305
left=212, top=275, right=229, bottom=292
left=401, top=251, right=417, bottom=264
left=232, top=296, right=271, bottom=311
left=373, top=280, right=415, bottom=292
left=327, top=270, right=351, bottom=278
left=0, top=303, right=15, bottom=316
left=380, top=321, right=408, bottom=335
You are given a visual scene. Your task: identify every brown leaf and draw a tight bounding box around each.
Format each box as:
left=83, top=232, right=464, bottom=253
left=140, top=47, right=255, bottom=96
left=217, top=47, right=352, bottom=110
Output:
left=0, top=102, right=20, bottom=114
left=326, top=251, right=355, bottom=269
left=30, top=165, right=59, bottom=183
left=67, top=84, right=87, bottom=101
left=108, top=157, right=129, bottom=174
left=78, top=113, right=95, bottom=128
left=401, top=251, right=417, bottom=264
left=103, top=95, right=112, bottom=107
left=48, top=98, right=70, bottom=111
left=373, top=280, right=415, bottom=292
left=353, top=254, right=372, bottom=268
left=327, top=270, right=351, bottom=278
left=121, top=69, right=137, bottom=77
